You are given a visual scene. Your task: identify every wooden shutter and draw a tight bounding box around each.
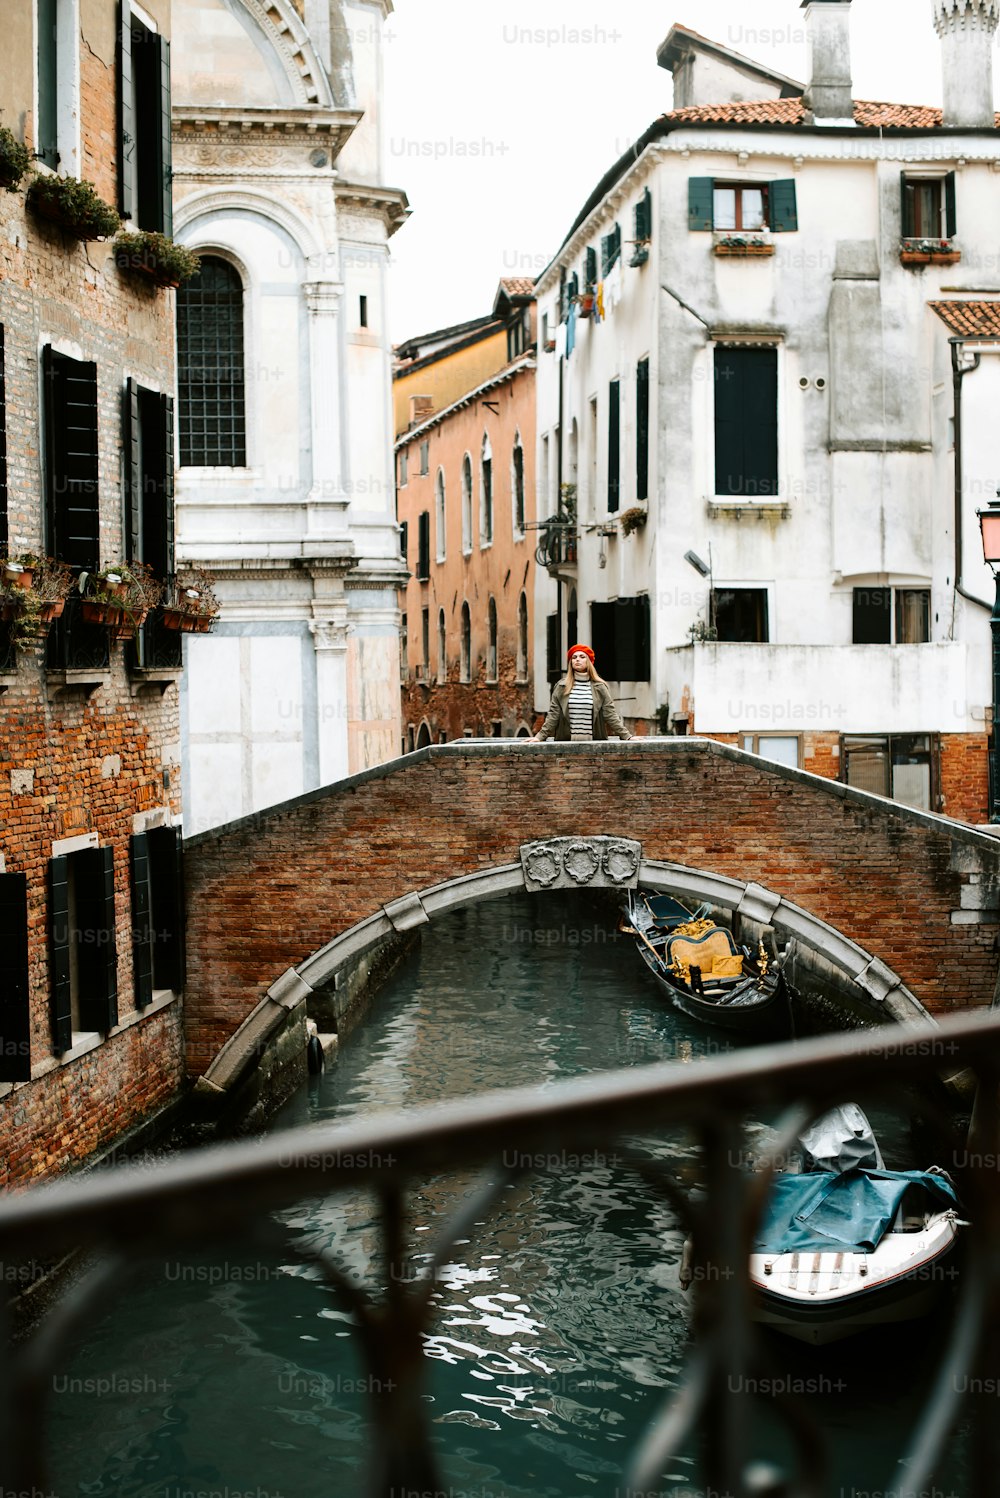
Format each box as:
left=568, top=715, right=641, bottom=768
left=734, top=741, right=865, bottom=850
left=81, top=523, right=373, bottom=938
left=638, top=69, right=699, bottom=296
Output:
left=546, top=611, right=561, bottom=682
left=417, top=511, right=430, bottom=579
left=148, top=826, right=185, bottom=991
left=118, top=0, right=135, bottom=218
left=900, top=172, right=913, bottom=237
left=770, top=180, right=798, bottom=233
left=0, top=873, right=30, bottom=1083
left=159, top=37, right=173, bottom=236
left=636, top=358, right=649, bottom=502
left=130, top=834, right=153, bottom=1010
left=37, top=0, right=58, bottom=167
left=76, top=847, right=118, bottom=1033
left=688, top=177, right=715, bottom=231
left=607, top=379, right=620, bottom=513
left=714, top=347, right=777, bottom=500
left=162, top=394, right=175, bottom=576
left=585, top=247, right=597, bottom=288
left=48, top=856, right=72, bottom=1054
left=590, top=602, right=617, bottom=680
left=615, top=597, right=651, bottom=681
left=0, top=324, right=7, bottom=555
left=124, top=378, right=140, bottom=562
left=945, top=171, right=957, bottom=239
left=43, top=349, right=100, bottom=570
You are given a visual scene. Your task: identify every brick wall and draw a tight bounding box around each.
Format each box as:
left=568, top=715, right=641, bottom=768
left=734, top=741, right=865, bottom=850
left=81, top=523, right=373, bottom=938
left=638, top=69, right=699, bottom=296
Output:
left=183, top=741, right=1000, bottom=1073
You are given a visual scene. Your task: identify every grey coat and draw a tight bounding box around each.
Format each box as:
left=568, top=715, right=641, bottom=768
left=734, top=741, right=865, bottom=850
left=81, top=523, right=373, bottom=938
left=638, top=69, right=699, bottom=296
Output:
left=537, top=679, right=632, bottom=741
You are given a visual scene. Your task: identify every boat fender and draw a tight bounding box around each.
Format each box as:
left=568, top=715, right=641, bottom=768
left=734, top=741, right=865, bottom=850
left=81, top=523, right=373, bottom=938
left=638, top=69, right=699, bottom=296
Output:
left=306, top=1020, right=324, bottom=1075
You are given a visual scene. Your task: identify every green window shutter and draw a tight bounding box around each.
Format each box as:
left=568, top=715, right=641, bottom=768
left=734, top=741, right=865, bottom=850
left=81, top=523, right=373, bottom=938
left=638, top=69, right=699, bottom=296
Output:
left=159, top=37, right=173, bottom=237
left=75, top=847, right=118, bottom=1033
left=148, top=826, right=185, bottom=991
left=636, top=358, right=649, bottom=502
left=37, top=0, right=58, bottom=167
left=417, top=511, right=430, bottom=579
left=162, top=393, right=175, bottom=577
left=130, top=834, right=154, bottom=1010
left=945, top=171, right=957, bottom=239
left=900, top=172, right=913, bottom=237
left=0, top=325, right=7, bottom=556
left=49, top=856, right=72, bottom=1054
left=118, top=0, right=135, bottom=218
left=714, top=347, right=778, bottom=499
left=0, top=873, right=31, bottom=1083
left=615, top=596, right=651, bottom=682
left=608, top=379, right=620, bottom=513
left=590, top=602, right=617, bottom=680
left=688, top=177, right=715, bottom=231
left=770, top=179, right=798, bottom=233
left=43, top=349, right=100, bottom=570
left=124, top=379, right=140, bottom=562
left=585, top=247, right=597, bottom=289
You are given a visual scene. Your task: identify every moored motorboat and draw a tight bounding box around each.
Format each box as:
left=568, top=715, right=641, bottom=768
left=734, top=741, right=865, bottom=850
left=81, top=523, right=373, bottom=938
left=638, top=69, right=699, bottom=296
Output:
left=620, top=889, right=792, bottom=1039
left=749, top=1105, right=964, bottom=1345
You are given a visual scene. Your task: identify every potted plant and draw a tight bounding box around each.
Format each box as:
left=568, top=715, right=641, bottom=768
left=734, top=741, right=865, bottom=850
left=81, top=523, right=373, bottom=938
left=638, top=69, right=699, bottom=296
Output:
left=714, top=233, right=774, bottom=257
left=27, top=173, right=121, bottom=240
left=1, top=552, right=39, bottom=590
left=576, top=289, right=595, bottom=318
left=899, top=236, right=961, bottom=266
left=628, top=238, right=650, bottom=268
left=619, top=505, right=648, bottom=537
left=114, top=231, right=201, bottom=290
left=162, top=569, right=220, bottom=633
left=0, top=558, right=73, bottom=642
left=0, top=126, right=30, bottom=192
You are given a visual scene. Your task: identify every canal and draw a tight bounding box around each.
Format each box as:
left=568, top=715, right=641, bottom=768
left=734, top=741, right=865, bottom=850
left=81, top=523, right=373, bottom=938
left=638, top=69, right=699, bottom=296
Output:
left=47, top=891, right=969, bottom=1496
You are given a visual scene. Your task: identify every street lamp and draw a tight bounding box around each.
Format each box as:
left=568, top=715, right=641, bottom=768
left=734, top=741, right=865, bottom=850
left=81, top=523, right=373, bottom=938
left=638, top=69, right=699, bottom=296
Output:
left=977, top=493, right=1000, bottom=821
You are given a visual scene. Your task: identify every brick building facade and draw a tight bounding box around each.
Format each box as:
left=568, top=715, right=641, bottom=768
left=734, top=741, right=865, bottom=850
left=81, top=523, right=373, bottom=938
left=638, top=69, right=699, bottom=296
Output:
left=0, top=0, right=186, bottom=1187
left=395, top=281, right=538, bottom=745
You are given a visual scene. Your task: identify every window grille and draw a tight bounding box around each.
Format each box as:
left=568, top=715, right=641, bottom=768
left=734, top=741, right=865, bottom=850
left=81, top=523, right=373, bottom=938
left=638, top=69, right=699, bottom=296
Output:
left=177, top=257, right=247, bottom=468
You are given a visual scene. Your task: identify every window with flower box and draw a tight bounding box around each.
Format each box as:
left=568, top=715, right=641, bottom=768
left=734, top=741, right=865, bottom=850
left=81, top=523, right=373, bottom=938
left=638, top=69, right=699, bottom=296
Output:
left=689, top=178, right=797, bottom=233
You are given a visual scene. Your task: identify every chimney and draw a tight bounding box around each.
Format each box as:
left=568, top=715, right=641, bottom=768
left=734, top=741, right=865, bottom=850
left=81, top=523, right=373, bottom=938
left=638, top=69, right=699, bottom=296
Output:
left=801, top=1, right=854, bottom=123
left=933, top=0, right=999, bottom=129
left=409, top=394, right=434, bottom=426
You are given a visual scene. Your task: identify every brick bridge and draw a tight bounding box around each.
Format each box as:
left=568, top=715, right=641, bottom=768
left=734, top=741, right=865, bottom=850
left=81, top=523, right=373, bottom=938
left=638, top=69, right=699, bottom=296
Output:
left=183, top=740, right=1000, bottom=1079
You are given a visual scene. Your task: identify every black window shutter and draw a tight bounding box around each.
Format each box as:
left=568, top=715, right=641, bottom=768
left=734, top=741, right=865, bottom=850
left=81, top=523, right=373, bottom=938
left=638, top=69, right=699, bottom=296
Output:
left=37, top=0, right=58, bottom=167
left=585, top=247, right=597, bottom=288
left=0, top=324, right=7, bottom=555
left=400, top=520, right=408, bottom=560
left=614, top=597, right=651, bottom=681
left=546, top=611, right=561, bottom=682
left=590, top=601, right=617, bottom=678
left=853, top=586, right=892, bottom=644
left=159, top=37, right=173, bottom=237
left=162, top=393, right=175, bottom=576
left=76, top=847, right=118, bottom=1033
left=130, top=834, right=154, bottom=1010
left=49, top=856, right=72, bottom=1054
left=714, top=347, right=777, bottom=499
left=900, top=172, right=913, bottom=237
left=0, top=873, right=31, bottom=1083
left=608, top=379, right=620, bottom=513
left=124, top=378, right=140, bottom=562
left=688, top=177, right=715, bottom=231
left=770, top=180, right=798, bottom=232
left=148, top=826, right=185, bottom=991
left=118, top=0, right=135, bottom=219
left=636, top=358, right=649, bottom=502
left=417, top=511, right=430, bottom=579
left=43, top=350, right=100, bottom=569
left=945, top=171, right=957, bottom=239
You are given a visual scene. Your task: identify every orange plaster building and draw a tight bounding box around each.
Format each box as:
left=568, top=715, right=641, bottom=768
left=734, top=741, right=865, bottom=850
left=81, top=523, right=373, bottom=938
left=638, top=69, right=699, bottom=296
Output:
left=394, top=281, right=537, bottom=745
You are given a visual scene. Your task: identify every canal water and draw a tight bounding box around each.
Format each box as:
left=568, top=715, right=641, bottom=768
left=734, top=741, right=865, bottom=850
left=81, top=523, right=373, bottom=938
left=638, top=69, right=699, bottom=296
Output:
left=47, top=891, right=969, bottom=1497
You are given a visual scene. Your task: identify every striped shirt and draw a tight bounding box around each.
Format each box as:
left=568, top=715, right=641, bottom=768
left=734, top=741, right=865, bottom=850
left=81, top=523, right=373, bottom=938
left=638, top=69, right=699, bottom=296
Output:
left=567, top=678, right=593, bottom=740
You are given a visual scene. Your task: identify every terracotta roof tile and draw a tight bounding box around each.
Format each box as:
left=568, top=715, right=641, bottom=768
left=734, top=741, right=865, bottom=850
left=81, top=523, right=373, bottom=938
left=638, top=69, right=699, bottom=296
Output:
left=663, top=98, right=1000, bottom=129
left=497, top=277, right=536, bottom=298
left=929, top=300, right=1000, bottom=338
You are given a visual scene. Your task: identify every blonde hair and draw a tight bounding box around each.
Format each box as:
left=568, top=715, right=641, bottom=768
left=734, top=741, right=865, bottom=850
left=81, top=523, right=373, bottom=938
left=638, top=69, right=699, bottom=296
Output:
left=562, top=656, right=604, bottom=691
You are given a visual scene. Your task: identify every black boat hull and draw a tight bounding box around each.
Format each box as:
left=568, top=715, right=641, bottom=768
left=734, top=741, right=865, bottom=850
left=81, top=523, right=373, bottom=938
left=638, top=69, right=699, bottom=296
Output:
left=636, top=941, right=792, bottom=1038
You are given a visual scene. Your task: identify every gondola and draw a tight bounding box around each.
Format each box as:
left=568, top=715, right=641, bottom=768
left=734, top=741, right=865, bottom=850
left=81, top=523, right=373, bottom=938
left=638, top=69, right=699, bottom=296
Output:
left=619, top=889, right=793, bottom=1038
left=749, top=1105, right=964, bottom=1345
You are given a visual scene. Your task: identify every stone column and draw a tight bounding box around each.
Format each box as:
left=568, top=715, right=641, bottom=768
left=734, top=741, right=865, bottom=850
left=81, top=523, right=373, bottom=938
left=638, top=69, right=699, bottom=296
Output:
left=303, top=279, right=349, bottom=537
left=310, top=615, right=350, bottom=786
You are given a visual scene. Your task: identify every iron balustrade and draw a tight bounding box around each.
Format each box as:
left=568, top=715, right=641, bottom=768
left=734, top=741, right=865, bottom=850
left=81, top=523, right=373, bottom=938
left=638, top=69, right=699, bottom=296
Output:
left=533, top=519, right=578, bottom=569
left=44, top=593, right=110, bottom=673
left=3, top=1010, right=1000, bottom=1496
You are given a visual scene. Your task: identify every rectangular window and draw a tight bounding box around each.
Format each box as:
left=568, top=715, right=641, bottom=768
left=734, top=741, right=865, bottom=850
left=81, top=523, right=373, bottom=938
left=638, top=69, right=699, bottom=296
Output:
left=689, top=178, right=797, bottom=233
left=513, top=443, right=525, bottom=533
left=398, top=449, right=408, bottom=487
left=546, top=611, right=561, bottom=683
left=0, top=873, right=30, bottom=1083
left=843, top=734, right=934, bottom=812
left=125, top=382, right=179, bottom=670
left=177, top=258, right=246, bottom=468
left=49, top=847, right=118, bottom=1052
left=416, top=512, right=430, bottom=580
left=585, top=246, right=597, bottom=290
left=608, top=378, right=620, bottom=513
left=421, top=607, right=430, bottom=669
left=400, top=612, right=407, bottom=681
left=419, top=440, right=429, bottom=476
left=896, top=588, right=930, bottom=643
left=0, top=325, right=7, bottom=557
left=359, top=295, right=368, bottom=327
left=42, top=346, right=99, bottom=569
left=601, top=224, right=621, bottom=276
left=591, top=596, right=650, bottom=681
left=901, top=173, right=956, bottom=239
left=119, top=5, right=172, bottom=232
left=712, top=588, right=769, bottom=643
left=852, top=587, right=930, bottom=644
left=714, top=346, right=778, bottom=500
left=130, top=826, right=184, bottom=1006
left=741, top=733, right=800, bottom=769
left=636, top=358, right=649, bottom=502
left=399, top=520, right=408, bottom=561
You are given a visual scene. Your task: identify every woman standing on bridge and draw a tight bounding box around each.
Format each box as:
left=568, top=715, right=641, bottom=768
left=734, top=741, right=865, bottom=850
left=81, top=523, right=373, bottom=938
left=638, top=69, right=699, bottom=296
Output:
left=531, top=645, right=633, bottom=742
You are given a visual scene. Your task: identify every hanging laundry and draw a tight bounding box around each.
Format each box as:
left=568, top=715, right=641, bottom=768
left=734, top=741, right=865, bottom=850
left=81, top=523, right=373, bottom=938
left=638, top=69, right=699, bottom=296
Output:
left=566, top=300, right=577, bottom=358
left=605, top=259, right=623, bottom=312
left=555, top=321, right=567, bottom=359
left=595, top=281, right=605, bottom=322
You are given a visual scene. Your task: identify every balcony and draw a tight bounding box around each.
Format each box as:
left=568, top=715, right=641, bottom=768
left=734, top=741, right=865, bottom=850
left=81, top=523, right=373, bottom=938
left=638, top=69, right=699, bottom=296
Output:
left=532, top=518, right=578, bottom=580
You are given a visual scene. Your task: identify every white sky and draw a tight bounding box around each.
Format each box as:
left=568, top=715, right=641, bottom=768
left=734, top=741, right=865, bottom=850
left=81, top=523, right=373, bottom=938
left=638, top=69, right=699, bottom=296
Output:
left=381, top=0, right=996, bottom=341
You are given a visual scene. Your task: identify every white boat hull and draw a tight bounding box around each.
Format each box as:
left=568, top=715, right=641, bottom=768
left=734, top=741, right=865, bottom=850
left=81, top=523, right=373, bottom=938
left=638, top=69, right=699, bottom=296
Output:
left=749, top=1213, right=960, bottom=1346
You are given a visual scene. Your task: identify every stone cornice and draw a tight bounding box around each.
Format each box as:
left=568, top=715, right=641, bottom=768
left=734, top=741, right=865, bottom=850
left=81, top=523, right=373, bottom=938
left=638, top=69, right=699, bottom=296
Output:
left=173, top=106, right=361, bottom=160
left=335, top=180, right=411, bottom=235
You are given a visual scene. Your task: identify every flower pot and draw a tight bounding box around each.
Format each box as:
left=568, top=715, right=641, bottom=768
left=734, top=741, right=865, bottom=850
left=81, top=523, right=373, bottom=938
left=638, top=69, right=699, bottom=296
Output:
left=160, top=607, right=187, bottom=631
left=81, top=600, right=123, bottom=626
left=714, top=243, right=775, bottom=257
left=114, top=251, right=181, bottom=290
left=180, top=616, right=197, bottom=633
left=192, top=615, right=214, bottom=633
left=3, top=563, right=34, bottom=590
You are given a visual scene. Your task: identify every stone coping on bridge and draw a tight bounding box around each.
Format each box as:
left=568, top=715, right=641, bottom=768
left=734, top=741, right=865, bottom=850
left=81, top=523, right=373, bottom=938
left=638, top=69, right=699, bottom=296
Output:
left=183, top=736, right=1000, bottom=854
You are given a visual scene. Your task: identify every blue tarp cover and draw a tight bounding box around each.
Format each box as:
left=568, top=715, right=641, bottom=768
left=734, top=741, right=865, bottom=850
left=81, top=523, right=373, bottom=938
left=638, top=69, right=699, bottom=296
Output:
left=754, top=1169, right=959, bottom=1255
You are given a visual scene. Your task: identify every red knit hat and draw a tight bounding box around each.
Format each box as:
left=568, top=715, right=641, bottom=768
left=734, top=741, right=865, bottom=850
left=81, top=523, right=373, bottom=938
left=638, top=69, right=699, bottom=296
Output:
left=567, top=643, right=595, bottom=662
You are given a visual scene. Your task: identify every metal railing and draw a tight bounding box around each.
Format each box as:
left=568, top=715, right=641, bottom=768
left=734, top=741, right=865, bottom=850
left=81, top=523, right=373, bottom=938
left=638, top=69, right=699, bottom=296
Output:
left=3, top=1011, right=1000, bottom=1496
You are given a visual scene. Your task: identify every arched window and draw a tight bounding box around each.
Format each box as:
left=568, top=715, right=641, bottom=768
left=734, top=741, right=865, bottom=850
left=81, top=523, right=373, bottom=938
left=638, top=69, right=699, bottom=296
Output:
left=511, top=432, right=525, bottom=536
left=517, top=591, right=528, bottom=681
left=435, top=468, right=446, bottom=562
left=480, top=432, right=493, bottom=546
left=437, top=607, right=447, bottom=684
left=460, top=602, right=471, bottom=682
left=461, top=454, right=473, bottom=554
left=487, top=596, right=498, bottom=682
left=177, top=256, right=247, bottom=467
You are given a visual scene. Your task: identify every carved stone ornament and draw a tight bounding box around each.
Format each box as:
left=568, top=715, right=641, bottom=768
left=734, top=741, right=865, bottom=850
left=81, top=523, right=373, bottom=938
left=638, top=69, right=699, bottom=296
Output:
left=520, top=837, right=642, bottom=892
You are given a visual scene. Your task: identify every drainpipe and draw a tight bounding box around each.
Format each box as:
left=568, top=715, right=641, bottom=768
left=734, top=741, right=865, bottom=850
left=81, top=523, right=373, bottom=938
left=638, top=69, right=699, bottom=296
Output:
left=556, top=324, right=565, bottom=669
left=951, top=336, right=991, bottom=612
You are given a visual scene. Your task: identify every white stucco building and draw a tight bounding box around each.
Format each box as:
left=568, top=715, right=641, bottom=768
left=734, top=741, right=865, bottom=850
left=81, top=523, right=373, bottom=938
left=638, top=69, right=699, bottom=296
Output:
left=171, top=0, right=407, bottom=833
left=534, top=0, right=1000, bottom=826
